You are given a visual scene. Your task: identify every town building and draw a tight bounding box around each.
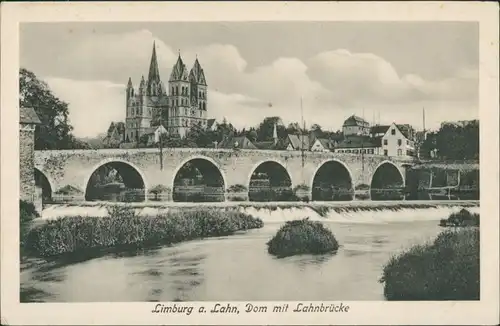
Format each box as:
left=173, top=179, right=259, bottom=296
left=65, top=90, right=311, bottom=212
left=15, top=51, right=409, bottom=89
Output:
left=310, top=138, right=336, bottom=152
left=342, top=115, right=370, bottom=137
left=103, top=122, right=125, bottom=148
left=19, top=107, right=41, bottom=208
left=334, top=135, right=382, bottom=155
left=378, top=123, right=416, bottom=157
left=125, top=42, right=209, bottom=142
left=283, top=134, right=311, bottom=151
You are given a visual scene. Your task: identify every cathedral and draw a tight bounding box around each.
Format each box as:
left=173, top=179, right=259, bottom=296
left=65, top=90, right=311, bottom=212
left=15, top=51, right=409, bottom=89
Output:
left=125, top=42, right=208, bottom=142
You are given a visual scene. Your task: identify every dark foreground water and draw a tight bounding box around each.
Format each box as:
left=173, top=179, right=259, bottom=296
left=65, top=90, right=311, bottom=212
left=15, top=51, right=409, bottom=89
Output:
left=20, top=205, right=478, bottom=302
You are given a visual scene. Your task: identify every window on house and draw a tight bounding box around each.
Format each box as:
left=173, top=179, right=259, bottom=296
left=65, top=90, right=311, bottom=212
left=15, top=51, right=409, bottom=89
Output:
left=397, top=149, right=402, bottom=156
left=384, top=149, right=388, bottom=156
left=406, top=140, right=410, bottom=145
left=383, top=139, right=388, bottom=145
left=398, top=139, right=402, bottom=146
left=391, top=129, right=395, bottom=135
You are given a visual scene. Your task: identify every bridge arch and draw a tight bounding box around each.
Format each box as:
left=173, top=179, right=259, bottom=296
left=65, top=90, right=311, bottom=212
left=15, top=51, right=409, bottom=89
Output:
left=34, top=168, right=54, bottom=203
left=171, top=155, right=227, bottom=202
left=83, top=158, right=148, bottom=202
left=247, top=159, right=293, bottom=202
left=310, top=159, right=354, bottom=201
left=369, top=160, right=405, bottom=201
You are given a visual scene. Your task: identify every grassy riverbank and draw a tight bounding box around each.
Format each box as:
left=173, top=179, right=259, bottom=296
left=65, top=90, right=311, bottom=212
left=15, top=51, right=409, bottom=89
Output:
left=24, top=206, right=263, bottom=257
left=380, top=226, right=479, bottom=300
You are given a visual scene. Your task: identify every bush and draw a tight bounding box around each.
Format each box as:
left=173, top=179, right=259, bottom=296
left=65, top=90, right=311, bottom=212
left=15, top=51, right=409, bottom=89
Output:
left=24, top=208, right=263, bottom=257
left=148, top=184, right=170, bottom=201
left=439, top=209, right=479, bottom=227
left=20, top=200, right=39, bottom=247
left=380, top=228, right=479, bottom=300
left=267, top=218, right=339, bottom=258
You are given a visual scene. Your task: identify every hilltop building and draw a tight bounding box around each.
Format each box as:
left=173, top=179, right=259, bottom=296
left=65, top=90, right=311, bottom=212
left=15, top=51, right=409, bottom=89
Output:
left=125, top=42, right=209, bottom=142
left=342, top=115, right=370, bottom=137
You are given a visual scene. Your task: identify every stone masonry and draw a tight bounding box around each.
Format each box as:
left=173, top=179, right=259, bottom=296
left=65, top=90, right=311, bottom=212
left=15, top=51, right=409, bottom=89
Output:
left=20, top=107, right=42, bottom=208
left=34, top=147, right=416, bottom=200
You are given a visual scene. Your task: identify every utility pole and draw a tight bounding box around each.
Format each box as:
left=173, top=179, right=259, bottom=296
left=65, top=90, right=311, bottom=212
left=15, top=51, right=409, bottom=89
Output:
left=301, top=97, right=305, bottom=168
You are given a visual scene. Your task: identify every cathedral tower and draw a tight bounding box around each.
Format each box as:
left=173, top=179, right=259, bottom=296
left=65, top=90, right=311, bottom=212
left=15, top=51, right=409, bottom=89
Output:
left=125, top=42, right=168, bottom=143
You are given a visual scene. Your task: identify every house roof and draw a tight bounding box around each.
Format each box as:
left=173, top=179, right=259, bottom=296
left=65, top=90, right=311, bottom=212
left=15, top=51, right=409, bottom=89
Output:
left=287, top=134, right=310, bottom=150
left=370, top=125, right=390, bottom=134
left=396, top=124, right=413, bottom=139
left=370, top=123, right=414, bottom=140
left=218, top=136, right=257, bottom=149
left=206, top=119, right=216, bottom=129
left=20, top=107, right=41, bottom=124
left=254, top=141, right=277, bottom=150
left=343, top=115, right=369, bottom=127
left=315, top=138, right=335, bottom=149
left=336, top=135, right=381, bottom=148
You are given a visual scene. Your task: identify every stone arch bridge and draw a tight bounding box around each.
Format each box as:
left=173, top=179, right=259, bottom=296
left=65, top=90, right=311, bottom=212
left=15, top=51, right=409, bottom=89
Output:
left=34, top=148, right=416, bottom=201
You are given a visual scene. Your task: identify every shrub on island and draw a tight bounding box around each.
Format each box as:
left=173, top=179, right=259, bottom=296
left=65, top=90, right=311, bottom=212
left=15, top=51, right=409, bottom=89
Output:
left=380, top=228, right=479, bottom=300
left=439, top=208, right=479, bottom=227
left=267, top=218, right=339, bottom=258
left=24, top=208, right=263, bottom=257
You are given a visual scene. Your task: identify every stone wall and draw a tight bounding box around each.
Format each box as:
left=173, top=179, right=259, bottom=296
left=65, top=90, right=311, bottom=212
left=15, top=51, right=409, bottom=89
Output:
left=19, top=126, right=36, bottom=203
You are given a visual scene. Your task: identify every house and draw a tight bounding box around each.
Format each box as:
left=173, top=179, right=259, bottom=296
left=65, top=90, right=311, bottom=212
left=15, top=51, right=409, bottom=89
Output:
left=153, top=125, right=168, bottom=143
left=334, top=135, right=382, bottom=155
left=206, top=119, right=217, bottom=132
left=218, top=136, right=257, bottom=149
left=343, top=115, right=370, bottom=137
left=103, top=122, right=125, bottom=148
left=380, top=122, right=416, bottom=157
left=283, top=134, right=311, bottom=151
left=310, top=138, right=336, bottom=152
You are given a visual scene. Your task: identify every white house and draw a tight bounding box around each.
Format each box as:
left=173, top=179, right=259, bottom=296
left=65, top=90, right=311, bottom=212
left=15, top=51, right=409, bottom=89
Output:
left=380, top=123, right=416, bottom=157
left=153, top=125, right=168, bottom=143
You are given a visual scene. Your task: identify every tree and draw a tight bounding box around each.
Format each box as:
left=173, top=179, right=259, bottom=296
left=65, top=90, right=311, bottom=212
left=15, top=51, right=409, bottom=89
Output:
left=286, top=122, right=302, bottom=135
left=257, top=116, right=282, bottom=141
left=20, top=68, right=84, bottom=150
left=247, top=129, right=258, bottom=142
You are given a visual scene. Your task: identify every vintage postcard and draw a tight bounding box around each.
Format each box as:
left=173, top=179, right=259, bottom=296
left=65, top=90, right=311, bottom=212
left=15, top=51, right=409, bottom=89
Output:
left=1, top=1, right=499, bottom=325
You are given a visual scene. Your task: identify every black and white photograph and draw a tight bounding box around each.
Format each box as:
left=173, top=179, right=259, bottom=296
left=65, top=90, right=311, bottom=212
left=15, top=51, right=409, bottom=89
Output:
left=1, top=2, right=499, bottom=325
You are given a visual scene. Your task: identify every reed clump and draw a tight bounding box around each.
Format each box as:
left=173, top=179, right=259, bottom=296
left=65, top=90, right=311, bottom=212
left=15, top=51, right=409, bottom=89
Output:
left=439, top=208, right=479, bottom=227
left=380, top=228, right=479, bottom=300
left=24, top=207, right=263, bottom=257
left=267, top=218, right=339, bottom=258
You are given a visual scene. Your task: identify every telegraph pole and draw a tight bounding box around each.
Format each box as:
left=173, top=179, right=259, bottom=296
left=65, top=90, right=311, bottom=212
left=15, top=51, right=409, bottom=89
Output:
left=159, top=110, right=164, bottom=170
left=301, top=97, right=305, bottom=168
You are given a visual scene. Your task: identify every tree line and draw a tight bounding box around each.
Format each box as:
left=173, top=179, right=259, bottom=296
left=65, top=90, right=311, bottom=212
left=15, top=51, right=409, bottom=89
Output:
left=20, top=68, right=479, bottom=161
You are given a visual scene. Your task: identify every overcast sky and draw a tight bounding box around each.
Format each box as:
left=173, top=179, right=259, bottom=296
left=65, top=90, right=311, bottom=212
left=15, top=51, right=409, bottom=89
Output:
left=20, top=22, right=479, bottom=138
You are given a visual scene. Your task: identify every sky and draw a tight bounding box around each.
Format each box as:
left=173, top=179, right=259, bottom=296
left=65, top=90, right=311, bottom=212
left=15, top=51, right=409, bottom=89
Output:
left=20, top=22, right=479, bottom=138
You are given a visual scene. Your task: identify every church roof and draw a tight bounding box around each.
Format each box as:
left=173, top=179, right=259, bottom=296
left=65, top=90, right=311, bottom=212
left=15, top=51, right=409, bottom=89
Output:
left=147, top=42, right=161, bottom=84
left=189, top=58, right=207, bottom=85
left=218, top=136, right=257, bottom=149
left=169, top=54, right=189, bottom=82
left=20, top=107, right=41, bottom=124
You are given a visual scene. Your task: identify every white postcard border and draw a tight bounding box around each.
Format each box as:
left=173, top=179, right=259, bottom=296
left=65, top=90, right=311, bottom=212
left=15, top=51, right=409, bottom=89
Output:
left=1, top=2, right=499, bottom=325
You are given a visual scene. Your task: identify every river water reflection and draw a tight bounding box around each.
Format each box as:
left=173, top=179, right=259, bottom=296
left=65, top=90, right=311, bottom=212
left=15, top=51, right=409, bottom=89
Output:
left=20, top=209, right=454, bottom=302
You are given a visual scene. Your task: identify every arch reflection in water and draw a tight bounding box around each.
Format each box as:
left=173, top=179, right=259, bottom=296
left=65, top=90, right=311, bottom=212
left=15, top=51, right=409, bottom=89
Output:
left=370, top=162, right=405, bottom=201
left=85, top=162, right=146, bottom=202
left=312, top=160, right=354, bottom=201
left=173, top=158, right=225, bottom=202
left=248, top=161, right=292, bottom=202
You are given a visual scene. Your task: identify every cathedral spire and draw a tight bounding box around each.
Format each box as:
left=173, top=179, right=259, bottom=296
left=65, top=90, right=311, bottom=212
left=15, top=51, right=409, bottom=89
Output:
left=148, top=41, right=160, bottom=84
left=127, top=77, right=132, bottom=88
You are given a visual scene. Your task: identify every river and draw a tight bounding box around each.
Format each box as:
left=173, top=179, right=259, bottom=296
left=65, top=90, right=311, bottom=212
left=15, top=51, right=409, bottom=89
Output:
left=20, top=203, right=479, bottom=302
